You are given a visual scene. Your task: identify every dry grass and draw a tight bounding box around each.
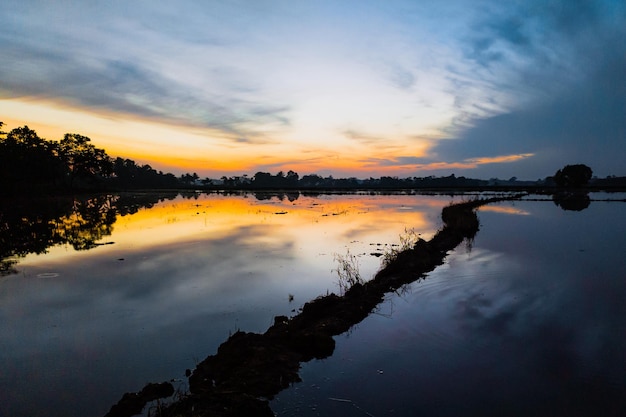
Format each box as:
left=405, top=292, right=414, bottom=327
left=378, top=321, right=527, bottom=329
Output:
left=333, top=249, right=363, bottom=295
left=381, top=227, right=421, bottom=267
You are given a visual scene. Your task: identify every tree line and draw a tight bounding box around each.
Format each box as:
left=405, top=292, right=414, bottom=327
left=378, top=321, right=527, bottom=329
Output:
left=0, top=122, right=493, bottom=193
left=215, top=164, right=616, bottom=190
left=0, top=122, right=195, bottom=192
left=2, top=121, right=624, bottom=193
left=217, top=171, right=491, bottom=189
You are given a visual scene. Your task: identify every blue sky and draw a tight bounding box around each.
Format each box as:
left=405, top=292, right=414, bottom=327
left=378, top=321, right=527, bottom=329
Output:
left=1, top=0, right=624, bottom=178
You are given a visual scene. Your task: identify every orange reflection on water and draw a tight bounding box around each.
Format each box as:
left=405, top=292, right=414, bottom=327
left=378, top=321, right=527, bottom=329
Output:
left=109, top=193, right=438, bottom=247
left=480, top=205, right=530, bottom=215
left=18, top=193, right=448, bottom=275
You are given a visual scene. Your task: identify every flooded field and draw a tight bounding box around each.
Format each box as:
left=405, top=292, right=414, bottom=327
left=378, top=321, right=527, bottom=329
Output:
left=1, top=192, right=625, bottom=416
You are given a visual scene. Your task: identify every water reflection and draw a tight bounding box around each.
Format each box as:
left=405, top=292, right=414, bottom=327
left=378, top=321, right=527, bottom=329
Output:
left=273, top=197, right=626, bottom=416
left=0, top=192, right=452, bottom=417
left=2, top=192, right=448, bottom=279
left=552, top=191, right=591, bottom=211
left=3, top=192, right=624, bottom=417
left=0, top=193, right=180, bottom=275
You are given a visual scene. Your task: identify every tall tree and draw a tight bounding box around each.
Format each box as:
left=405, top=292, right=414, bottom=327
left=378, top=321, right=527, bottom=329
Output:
left=286, top=170, right=299, bottom=187
left=57, top=134, right=112, bottom=187
left=0, top=125, right=61, bottom=186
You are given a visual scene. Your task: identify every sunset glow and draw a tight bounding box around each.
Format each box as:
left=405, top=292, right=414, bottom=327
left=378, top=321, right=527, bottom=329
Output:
left=19, top=193, right=441, bottom=272
left=2, top=1, right=625, bottom=179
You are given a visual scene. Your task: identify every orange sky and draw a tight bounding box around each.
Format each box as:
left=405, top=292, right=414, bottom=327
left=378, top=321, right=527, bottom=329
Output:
left=2, top=1, right=624, bottom=179
left=0, top=98, right=445, bottom=178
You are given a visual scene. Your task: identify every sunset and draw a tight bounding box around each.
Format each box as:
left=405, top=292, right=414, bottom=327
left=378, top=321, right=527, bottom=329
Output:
left=3, top=0, right=624, bottom=179
left=3, top=2, right=626, bottom=417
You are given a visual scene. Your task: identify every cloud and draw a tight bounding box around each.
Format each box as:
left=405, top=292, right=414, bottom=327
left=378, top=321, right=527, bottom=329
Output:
left=360, top=156, right=428, bottom=167
left=387, top=65, right=417, bottom=90
left=342, top=129, right=385, bottom=144
left=466, top=153, right=535, bottom=165
left=430, top=48, right=626, bottom=178
left=427, top=0, right=626, bottom=178
left=0, top=1, right=293, bottom=145
left=361, top=153, right=534, bottom=174
left=0, top=47, right=291, bottom=143
left=2, top=0, right=624, bottom=177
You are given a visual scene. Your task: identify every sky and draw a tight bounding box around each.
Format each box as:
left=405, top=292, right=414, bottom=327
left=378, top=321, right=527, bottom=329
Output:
left=1, top=0, right=625, bottom=180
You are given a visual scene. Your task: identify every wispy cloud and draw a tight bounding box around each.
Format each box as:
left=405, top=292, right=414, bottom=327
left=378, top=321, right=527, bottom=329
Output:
left=0, top=1, right=294, bottom=145
left=431, top=45, right=626, bottom=178
left=361, top=152, right=534, bottom=174
left=386, top=65, right=417, bottom=90
left=467, top=154, right=535, bottom=165
left=342, top=129, right=385, bottom=145
left=1, top=0, right=624, bottom=177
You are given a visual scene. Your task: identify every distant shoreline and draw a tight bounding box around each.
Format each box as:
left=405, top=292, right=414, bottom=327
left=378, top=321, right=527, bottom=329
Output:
left=4, top=183, right=626, bottom=198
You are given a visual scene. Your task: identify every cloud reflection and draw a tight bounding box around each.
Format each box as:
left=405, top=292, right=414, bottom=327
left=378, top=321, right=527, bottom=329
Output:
left=1, top=192, right=452, bottom=416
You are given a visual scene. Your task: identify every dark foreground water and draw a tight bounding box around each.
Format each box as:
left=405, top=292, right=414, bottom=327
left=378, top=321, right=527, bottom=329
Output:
left=273, top=194, right=626, bottom=416
left=1, top=192, right=625, bottom=416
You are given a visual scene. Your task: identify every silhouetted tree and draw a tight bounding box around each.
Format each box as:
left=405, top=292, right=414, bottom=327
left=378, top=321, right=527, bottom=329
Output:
left=112, top=157, right=138, bottom=184
left=299, top=174, right=323, bottom=187
left=57, top=133, right=113, bottom=187
left=179, top=172, right=199, bottom=186
left=286, top=170, right=299, bottom=187
left=0, top=122, right=190, bottom=192
left=111, top=158, right=181, bottom=189
left=0, top=125, right=61, bottom=187
left=252, top=172, right=273, bottom=188
left=553, top=164, right=593, bottom=187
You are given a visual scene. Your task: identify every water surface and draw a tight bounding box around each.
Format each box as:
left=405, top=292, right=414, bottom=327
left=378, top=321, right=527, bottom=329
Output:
left=273, top=195, right=626, bottom=416
left=1, top=192, right=624, bottom=416
left=1, top=192, right=450, bottom=417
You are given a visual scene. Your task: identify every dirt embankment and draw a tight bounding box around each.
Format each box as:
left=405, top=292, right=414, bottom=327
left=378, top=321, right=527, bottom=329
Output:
left=105, top=195, right=522, bottom=417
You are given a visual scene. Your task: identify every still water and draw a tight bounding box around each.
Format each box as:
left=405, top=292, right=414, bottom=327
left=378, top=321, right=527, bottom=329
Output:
left=1, top=192, right=625, bottom=416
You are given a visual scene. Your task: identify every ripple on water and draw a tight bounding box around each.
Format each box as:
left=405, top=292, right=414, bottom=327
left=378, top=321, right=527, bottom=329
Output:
left=36, top=272, right=59, bottom=278
left=386, top=269, right=510, bottom=356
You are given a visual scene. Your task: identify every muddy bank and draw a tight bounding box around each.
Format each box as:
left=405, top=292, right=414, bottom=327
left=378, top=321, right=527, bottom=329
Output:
left=105, top=195, right=522, bottom=417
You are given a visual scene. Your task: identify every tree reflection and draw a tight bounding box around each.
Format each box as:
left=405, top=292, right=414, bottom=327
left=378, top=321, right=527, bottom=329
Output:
left=552, top=191, right=591, bottom=211
left=51, top=196, right=118, bottom=250
left=0, top=192, right=178, bottom=275
left=253, top=191, right=300, bottom=202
